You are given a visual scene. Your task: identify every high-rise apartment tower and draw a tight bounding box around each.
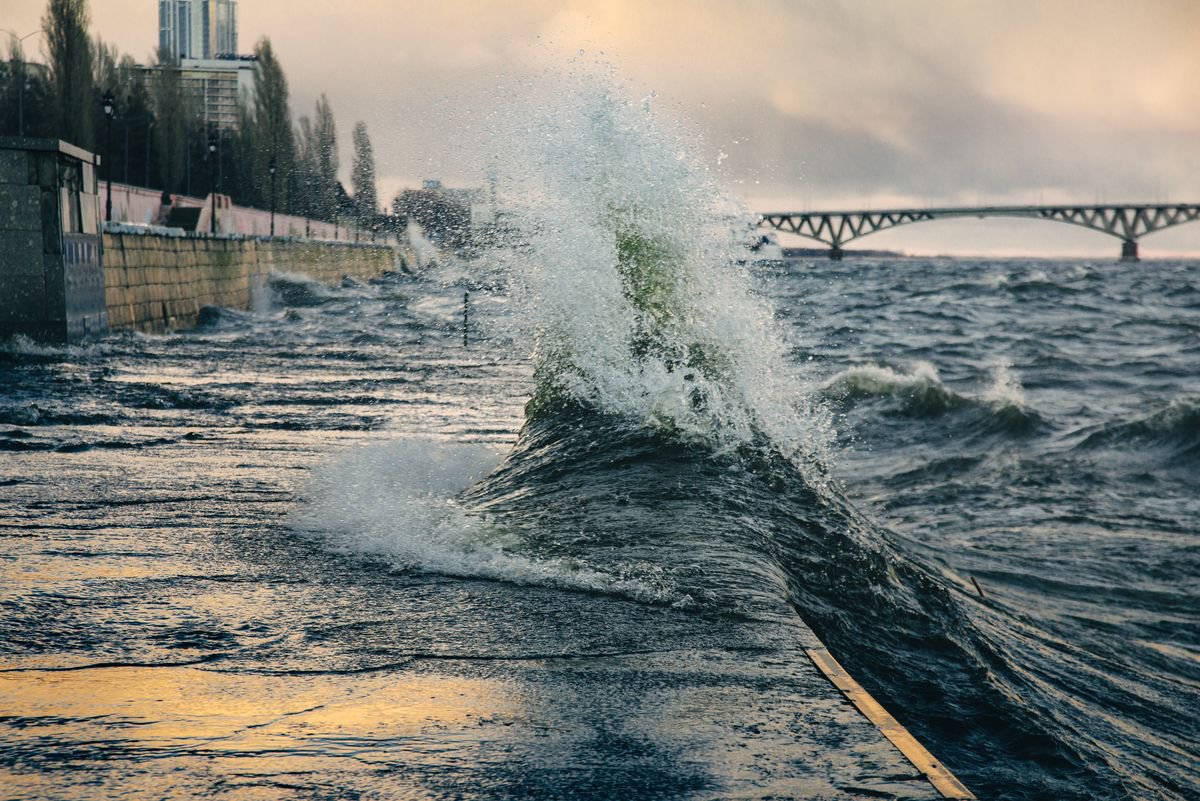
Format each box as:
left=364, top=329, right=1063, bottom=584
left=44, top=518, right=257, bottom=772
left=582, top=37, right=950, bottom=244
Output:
left=159, top=0, right=238, bottom=60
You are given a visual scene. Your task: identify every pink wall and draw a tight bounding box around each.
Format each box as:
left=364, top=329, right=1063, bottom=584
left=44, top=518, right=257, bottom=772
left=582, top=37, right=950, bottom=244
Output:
left=104, top=181, right=391, bottom=244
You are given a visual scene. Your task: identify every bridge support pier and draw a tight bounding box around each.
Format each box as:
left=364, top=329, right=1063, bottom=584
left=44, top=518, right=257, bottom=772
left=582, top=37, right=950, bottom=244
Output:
left=829, top=246, right=844, bottom=261
left=1120, top=239, right=1139, bottom=262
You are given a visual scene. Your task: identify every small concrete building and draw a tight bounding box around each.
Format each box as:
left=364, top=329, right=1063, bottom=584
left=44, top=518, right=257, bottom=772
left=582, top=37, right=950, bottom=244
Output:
left=0, top=137, right=108, bottom=343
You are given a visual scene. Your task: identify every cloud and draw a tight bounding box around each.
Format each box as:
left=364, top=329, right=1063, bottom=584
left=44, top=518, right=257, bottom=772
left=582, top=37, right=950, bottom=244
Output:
left=6, top=0, right=1197, bottom=252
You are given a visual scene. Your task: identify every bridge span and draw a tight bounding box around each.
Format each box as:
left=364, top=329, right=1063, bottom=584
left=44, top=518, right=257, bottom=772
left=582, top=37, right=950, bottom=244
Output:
left=758, top=203, right=1200, bottom=261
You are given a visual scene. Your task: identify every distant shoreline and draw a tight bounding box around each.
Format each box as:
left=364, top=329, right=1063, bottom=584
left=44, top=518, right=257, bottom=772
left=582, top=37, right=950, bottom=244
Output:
left=780, top=247, right=907, bottom=258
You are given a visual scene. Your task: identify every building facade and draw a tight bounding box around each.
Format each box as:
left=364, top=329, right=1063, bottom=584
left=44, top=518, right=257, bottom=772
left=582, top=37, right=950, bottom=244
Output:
left=159, top=0, right=238, bottom=60
left=179, top=56, right=257, bottom=131
left=133, top=54, right=256, bottom=132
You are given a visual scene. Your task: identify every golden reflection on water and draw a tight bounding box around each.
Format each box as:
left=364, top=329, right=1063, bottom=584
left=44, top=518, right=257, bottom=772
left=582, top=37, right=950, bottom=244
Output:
left=0, top=556, right=184, bottom=585
left=0, top=664, right=521, bottom=796
left=1, top=666, right=515, bottom=745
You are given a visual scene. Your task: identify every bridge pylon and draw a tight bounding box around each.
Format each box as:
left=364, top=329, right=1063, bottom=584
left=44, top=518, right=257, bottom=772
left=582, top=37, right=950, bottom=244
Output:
left=1120, top=239, right=1139, bottom=262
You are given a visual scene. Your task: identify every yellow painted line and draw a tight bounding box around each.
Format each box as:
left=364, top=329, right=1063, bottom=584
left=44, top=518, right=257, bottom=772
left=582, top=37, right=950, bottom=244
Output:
left=806, top=648, right=976, bottom=800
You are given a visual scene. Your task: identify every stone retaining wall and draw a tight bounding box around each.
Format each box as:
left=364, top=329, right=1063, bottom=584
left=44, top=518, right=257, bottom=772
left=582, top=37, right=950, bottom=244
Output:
left=102, top=232, right=400, bottom=332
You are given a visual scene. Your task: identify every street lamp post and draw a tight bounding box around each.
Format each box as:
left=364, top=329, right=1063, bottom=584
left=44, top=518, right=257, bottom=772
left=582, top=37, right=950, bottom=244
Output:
left=208, top=132, right=217, bottom=234
left=1, top=29, right=43, bottom=137
left=122, top=105, right=130, bottom=183
left=102, top=90, right=114, bottom=223
left=144, top=115, right=152, bottom=187
left=305, top=175, right=312, bottom=237
left=269, top=157, right=277, bottom=237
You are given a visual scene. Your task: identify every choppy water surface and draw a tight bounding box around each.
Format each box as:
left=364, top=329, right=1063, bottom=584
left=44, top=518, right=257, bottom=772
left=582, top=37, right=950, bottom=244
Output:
left=774, top=257, right=1200, bottom=800
left=1, top=257, right=1196, bottom=801
left=2, top=75, right=1198, bottom=801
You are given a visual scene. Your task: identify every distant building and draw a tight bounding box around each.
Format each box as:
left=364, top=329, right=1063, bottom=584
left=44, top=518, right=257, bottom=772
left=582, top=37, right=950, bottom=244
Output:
left=395, top=181, right=495, bottom=247
left=422, top=180, right=486, bottom=215
left=179, top=56, right=257, bottom=131
left=159, top=0, right=238, bottom=60
left=131, top=52, right=257, bottom=132
left=155, top=1, right=252, bottom=132
left=132, top=54, right=257, bottom=132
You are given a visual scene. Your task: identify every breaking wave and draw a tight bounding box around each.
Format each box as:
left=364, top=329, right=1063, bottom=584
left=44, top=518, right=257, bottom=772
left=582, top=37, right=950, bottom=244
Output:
left=292, top=68, right=1183, bottom=801
left=822, top=360, right=1042, bottom=435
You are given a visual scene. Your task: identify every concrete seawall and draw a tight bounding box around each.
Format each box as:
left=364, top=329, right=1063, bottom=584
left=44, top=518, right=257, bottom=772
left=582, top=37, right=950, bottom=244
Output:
left=1, top=138, right=408, bottom=342
left=102, top=230, right=400, bottom=333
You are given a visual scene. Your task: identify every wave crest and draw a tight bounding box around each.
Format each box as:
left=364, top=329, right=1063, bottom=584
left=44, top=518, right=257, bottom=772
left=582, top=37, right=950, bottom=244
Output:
left=822, top=361, right=1039, bottom=435
left=1078, top=398, right=1200, bottom=461
left=480, top=71, right=835, bottom=482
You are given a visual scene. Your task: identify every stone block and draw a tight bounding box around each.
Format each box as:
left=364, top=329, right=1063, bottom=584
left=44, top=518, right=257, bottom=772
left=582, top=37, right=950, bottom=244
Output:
left=0, top=273, right=46, bottom=323
left=0, top=150, right=30, bottom=185
left=0, top=231, right=44, bottom=275
left=0, top=184, right=44, bottom=231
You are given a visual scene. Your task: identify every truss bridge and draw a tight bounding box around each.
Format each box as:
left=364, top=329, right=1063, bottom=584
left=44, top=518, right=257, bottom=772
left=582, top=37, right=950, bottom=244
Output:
left=758, top=204, right=1200, bottom=260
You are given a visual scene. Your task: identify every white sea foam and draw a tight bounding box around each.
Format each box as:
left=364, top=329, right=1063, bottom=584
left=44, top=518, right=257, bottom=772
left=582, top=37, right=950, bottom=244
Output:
left=984, top=359, right=1026, bottom=408
left=477, top=67, right=835, bottom=477
left=823, top=361, right=944, bottom=395
left=406, top=222, right=442, bottom=270
left=297, top=65, right=837, bottom=590
left=293, top=438, right=509, bottom=571
left=1, top=334, right=114, bottom=359
left=293, top=437, right=692, bottom=605
left=824, top=359, right=1028, bottom=412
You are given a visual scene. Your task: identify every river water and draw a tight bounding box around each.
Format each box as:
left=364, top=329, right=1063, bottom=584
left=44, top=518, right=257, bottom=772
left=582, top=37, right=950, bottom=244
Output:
left=2, top=82, right=1198, bottom=801
left=1, top=254, right=1196, bottom=801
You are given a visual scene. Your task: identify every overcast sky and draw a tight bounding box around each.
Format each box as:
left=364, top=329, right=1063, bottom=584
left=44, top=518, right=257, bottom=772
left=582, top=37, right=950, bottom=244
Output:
left=6, top=0, right=1199, bottom=255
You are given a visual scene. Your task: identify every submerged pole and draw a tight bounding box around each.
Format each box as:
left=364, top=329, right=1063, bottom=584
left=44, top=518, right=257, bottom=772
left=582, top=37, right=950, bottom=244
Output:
left=463, top=291, right=470, bottom=347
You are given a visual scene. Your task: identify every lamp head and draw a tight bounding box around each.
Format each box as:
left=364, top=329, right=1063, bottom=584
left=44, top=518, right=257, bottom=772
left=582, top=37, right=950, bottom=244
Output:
left=102, top=90, right=114, bottom=117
